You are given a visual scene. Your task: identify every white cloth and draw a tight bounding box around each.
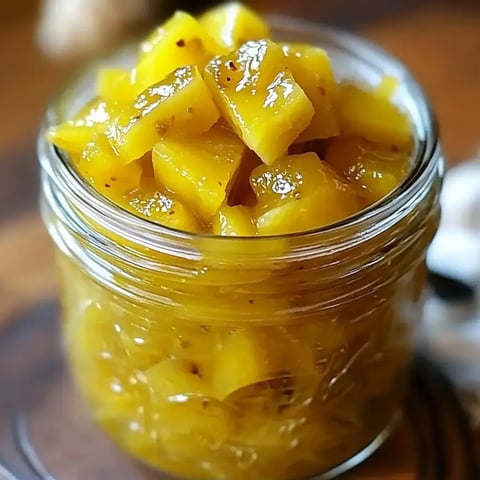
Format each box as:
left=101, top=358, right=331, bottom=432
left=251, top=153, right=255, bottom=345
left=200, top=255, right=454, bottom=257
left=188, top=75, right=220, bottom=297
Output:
left=423, top=155, right=480, bottom=425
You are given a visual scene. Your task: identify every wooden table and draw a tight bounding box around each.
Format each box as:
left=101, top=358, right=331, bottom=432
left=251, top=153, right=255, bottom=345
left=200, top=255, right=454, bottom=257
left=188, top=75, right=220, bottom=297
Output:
left=0, top=1, right=479, bottom=478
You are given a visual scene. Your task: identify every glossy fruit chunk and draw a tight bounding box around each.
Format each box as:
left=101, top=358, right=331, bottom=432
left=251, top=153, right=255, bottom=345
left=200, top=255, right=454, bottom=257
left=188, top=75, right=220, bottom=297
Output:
left=204, top=39, right=314, bottom=165
left=152, top=123, right=245, bottom=221
left=78, top=134, right=142, bottom=195
left=107, top=65, right=220, bottom=163
left=326, top=135, right=410, bottom=204
left=336, top=83, right=411, bottom=146
left=251, top=152, right=360, bottom=234
left=281, top=43, right=339, bottom=141
left=135, top=12, right=222, bottom=91
left=212, top=205, right=256, bottom=236
left=121, top=180, right=202, bottom=232
left=97, top=68, right=137, bottom=104
left=199, top=2, right=270, bottom=50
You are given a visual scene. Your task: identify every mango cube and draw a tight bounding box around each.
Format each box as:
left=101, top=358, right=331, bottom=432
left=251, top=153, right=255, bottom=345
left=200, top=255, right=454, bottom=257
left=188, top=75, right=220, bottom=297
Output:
left=336, top=83, right=411, bottom=146
left=281, top=43, right=339, bottom=141
left=107, top=65, right=220, bottom=163
left=199, top=2, right=270, bottom=50
left=251, top=152, right=360, bottom=234
left=122, top=180, right=201, bottom=232
left=204, top=39, right=314, bottom=164
left=212, top=205, right=256, bottom=236
left=78, top=134, right=142, bottom=195
left=135, top=12, right=222, bottom=90
left=326, top=135, right=410, bottom=204
left=153, top=123, right=245, bottom=221
left=97, top=68, right=138, bottom=104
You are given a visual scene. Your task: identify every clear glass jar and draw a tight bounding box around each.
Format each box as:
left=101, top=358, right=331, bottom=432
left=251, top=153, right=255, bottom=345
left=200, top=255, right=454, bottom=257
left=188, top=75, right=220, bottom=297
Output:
left=38, top=16, right=443, bottom=480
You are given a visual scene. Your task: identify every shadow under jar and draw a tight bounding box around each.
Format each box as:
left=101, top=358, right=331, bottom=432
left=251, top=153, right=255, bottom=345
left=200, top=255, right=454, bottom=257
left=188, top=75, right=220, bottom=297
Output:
left=38, top=16, right=444, bottom=480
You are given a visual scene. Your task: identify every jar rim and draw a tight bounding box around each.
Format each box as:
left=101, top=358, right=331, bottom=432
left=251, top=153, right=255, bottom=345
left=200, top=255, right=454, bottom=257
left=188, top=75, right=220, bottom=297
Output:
left=38, top=15, right=442, bottom=260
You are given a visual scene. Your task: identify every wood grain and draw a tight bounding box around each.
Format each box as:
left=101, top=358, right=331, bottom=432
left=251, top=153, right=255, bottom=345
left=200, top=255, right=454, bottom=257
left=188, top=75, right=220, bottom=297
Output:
left=1, top=1, right=480, bottom=477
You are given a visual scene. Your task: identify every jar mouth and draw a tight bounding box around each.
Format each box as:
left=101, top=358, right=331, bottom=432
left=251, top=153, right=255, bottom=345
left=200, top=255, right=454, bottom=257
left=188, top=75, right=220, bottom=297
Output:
left=39, top=15, right=441, bottom=257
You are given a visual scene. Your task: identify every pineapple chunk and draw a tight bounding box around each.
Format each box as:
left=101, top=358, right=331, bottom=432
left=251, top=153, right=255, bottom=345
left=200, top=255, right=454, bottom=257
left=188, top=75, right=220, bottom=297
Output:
left=48, top=99, right=111, bottom=154
left=213, top=328, right=319, bottom=401
left=152, top=123, right=245, bottom=221
left=47, top=123, right=98, bottom=154
left=122, top=180, right=201, bottom=232
left=78, top=134, right=142, bottom=195
left=107, top=65, right=220, bottom=163
left=281, top=43, right=339, bottom=141
left=97, top=68, right=138, bottom=104
left=212, top=205, right=256, bottom=236
left=73, top=98, right=111, bottom=126
left=336, top=83, right=411, bottom=146
left=250, top=152, right=360, bottom=235
left=135, top=12, right=223, bottom=91
left=326, top=135, right=410, bottom=204
left=145, top=358, right=212, bottom=399
left=199, top=2, right=271, bottom=50
left=204, top=39, right=314, bottom=165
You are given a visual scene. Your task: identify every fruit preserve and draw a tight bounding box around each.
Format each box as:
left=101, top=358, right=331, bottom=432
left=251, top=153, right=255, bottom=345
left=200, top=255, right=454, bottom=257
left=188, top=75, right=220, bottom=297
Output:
left=39, top=5, right=443, bottom=480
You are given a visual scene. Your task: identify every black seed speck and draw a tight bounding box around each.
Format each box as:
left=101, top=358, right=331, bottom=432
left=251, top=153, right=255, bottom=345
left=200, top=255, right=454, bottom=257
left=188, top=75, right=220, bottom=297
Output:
left=176, top=39, right=185, bottom=47
left=248, top=299, right=254, bottom=305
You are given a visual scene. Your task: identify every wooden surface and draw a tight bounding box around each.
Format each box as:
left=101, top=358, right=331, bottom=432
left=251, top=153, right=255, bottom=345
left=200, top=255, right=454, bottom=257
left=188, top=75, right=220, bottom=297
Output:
left=0, top=0, right=480, bottom=478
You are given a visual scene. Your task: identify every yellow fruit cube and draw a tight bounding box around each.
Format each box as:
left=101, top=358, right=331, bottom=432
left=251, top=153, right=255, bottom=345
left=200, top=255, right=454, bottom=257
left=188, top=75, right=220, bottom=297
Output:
left=152, top=123, right=245, bottom=221
left=251, top=152, right=360, bottom=235
left=336, top=83, right=411, bottom=146
left=78, top=134, right=142, bottom=195
left=145, top=358, right=212, bottom=399
left=204, top=39, right=314, bottom=164
left=213, top=327, right=319, bottom=401
left=73, top=98, right=111, bottom=126
left=47, top=123, right=98, bottom=154
left=135, top=11, right=222, bottom=90
left=48, top=99, right=112, bottom=154
left=97, top=68, right=138, bottom=104
left=281, top=43, right=339, bottom=141
left=199, top=2, right=271, bottom=50
left=326, top=136, right=410, bottom=204
left=107, top=65, right=220, bottom=163
left=212, top=205, right=256, bottom=236
left=122, top=180, right=201, bottom=232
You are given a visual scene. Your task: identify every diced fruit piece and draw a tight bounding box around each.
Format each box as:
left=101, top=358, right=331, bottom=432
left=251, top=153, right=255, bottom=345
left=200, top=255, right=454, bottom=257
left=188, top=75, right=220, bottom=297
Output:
left=281, top=43, right=339, bottom=141
left=135, top=12, right=223, bottom=90
left=145, top=358, right=212, bottom=399
left=199, top=2, right=271, bottom=50
left=78, top=134, right=142, bottom=195
left=107, top=65, right=220, bottom=163
left=204, top=39, right=314, bottom=164
left=213, top=328, right=319, bottom=401
left=336, top=83, right=411, bottom=146
left=152, top=123, right=245, bottom=221
left=73, top=98, right=111, bottom=126
left=97, top=68, right=138, bottom=104
left=212, top=205, right=256, bottom=236
left=48, top=99, right=113, bottom=153
left=326, top=136, right=410, bottom=204
left=47, top=123, right=98, bottom=154
left=250, top=152, right=360, bottom=234
left=122, top=180, right=201, bottom=232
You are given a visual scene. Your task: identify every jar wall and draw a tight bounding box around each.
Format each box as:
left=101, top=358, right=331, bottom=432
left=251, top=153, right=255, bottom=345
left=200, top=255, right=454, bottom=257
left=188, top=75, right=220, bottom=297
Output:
left=52, top=189, right=439, bottom=480
left=40, top=16, right=443, bottom=480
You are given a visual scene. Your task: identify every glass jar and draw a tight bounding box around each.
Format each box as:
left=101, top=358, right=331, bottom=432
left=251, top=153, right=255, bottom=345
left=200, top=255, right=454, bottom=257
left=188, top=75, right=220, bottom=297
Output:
left=38, top=16, right=443, bottom=480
